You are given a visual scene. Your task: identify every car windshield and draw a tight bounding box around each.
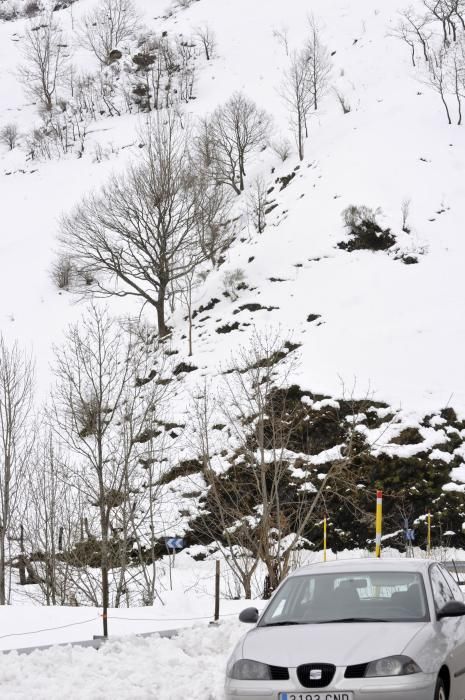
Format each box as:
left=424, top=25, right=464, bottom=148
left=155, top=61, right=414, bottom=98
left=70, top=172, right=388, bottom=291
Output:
left=260, top=571, right=429, bottom=625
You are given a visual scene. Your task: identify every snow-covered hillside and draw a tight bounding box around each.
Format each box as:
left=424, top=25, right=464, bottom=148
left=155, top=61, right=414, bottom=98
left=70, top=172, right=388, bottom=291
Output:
left=1, top=0, right=464, bottom=412
left=1, top=0, right=465, bottom=640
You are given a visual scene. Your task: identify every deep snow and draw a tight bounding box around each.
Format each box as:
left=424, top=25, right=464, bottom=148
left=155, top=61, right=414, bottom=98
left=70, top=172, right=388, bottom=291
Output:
left=0, top=620, right=245, bottom=699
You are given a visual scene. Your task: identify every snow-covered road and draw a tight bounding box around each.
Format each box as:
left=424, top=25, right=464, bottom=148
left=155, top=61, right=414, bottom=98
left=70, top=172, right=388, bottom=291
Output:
left=0, top=621, right=243, bottom=699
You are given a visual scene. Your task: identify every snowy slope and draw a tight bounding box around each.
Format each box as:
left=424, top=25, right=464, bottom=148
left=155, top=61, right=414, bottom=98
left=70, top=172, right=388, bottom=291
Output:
left=1, top=0, right=464, bottom=415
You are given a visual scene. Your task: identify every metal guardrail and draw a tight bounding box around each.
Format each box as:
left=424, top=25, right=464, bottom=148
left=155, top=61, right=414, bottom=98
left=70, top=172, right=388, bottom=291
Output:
left=2, top=627, right=181, bottom=656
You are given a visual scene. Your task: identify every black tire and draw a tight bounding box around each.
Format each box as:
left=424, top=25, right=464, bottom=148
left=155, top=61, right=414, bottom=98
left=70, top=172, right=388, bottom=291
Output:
left=435, top=676, right=447, bottom=700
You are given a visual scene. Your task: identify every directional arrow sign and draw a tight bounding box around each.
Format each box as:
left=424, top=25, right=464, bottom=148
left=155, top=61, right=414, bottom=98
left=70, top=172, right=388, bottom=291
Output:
left=405, top=528, right=415, bottom=542
left=165, top=537, right=185, bottom=550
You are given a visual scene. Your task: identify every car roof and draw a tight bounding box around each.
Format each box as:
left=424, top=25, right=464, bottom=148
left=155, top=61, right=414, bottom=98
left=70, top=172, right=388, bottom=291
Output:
left=291, top=557, right=437, bottom=577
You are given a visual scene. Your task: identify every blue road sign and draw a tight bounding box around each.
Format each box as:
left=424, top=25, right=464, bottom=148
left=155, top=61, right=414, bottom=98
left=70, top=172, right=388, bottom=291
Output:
left=405, top=528, right=415, bottom=542
left=165, top=537, right=185, bottom=550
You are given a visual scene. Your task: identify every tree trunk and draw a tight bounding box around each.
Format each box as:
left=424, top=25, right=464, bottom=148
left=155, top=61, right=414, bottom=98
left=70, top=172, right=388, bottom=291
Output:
left=298, top=119, right=304, bottom=161
left=18, top=524, right=26, bottom=586
left=440, top=91, right=452, bottom=124
left=242, top=575, right=252, bottom=600
left=100, top=509, right=109, bottom=637
left=0, top=530, right=5, bottom=605
left=156, top=284, right=169, bottom=338
left=188, top=309, right=193, bottom=357
left=239, top=154, right=245, bottom=192
left=0, top=453, right=11, bottom=605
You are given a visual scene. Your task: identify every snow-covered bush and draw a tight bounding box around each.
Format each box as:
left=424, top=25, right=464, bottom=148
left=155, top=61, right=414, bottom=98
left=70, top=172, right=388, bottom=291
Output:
left=339, top=205, right=396, bottom=252
left=23, top=0, right=40, bottom=17
left=50, top=254, right=73, bottom=289
left=334, top=88, right=351, bottom=114
left=223, top=269, right=246, bottom=300
left=174, top=0, right=196, bottom=8
left=271, top=135, right=292, bottom=161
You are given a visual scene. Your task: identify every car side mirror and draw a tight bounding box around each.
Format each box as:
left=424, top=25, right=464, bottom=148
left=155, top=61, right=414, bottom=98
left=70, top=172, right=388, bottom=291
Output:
left=437, top=601, right=465, bottom=619
left=239, top=607, right=259, bottom=624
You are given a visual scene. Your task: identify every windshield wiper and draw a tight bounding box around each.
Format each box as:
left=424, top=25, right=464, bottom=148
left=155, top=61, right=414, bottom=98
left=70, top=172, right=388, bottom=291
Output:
left=262, top=620, right=303, bottom=627
left=316, top=617, right=389, bottom=624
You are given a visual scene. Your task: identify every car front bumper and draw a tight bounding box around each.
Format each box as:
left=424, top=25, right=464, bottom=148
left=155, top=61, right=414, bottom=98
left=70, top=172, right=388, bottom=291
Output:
left=225, top=669, right=437, bottom=700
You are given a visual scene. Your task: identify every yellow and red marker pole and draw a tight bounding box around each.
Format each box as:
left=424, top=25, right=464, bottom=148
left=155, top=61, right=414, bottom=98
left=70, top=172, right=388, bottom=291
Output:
left=323, top=517, right=327, bottom=562
left=375, top=490, right=383, bottom=558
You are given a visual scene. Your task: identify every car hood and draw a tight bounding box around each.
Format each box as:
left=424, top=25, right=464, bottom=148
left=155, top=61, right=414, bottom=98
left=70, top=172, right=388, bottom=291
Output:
left=242, top=622, right=427, bottom=667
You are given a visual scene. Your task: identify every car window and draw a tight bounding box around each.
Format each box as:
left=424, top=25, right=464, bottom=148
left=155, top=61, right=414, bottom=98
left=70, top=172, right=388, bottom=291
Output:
left=440, top=566, right=464, bottom=602
left=260, top=571, right=429, bottom=624
left=270, top=577, right=315, bottom=618
left=430, top=565, right=455, bottom=611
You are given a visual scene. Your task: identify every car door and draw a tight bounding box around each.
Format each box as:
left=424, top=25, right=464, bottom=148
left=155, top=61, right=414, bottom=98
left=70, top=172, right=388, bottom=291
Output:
left=430, top=564, right=465, bottom=699
left=440, top=565, right=465, bottom=695
left=440, top=565, right=465, bottom=603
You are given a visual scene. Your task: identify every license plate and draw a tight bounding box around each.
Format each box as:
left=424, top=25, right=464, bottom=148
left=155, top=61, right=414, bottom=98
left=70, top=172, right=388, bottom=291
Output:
left=279, top=694, right=353, bottom=700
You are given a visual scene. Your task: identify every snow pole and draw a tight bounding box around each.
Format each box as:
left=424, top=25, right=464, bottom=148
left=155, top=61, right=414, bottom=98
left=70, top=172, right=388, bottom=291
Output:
left=427, top=512, right=432, bottom=556
left=375, top=490, right=383, bottom=558
left=323, top=517, right=327, bottom=562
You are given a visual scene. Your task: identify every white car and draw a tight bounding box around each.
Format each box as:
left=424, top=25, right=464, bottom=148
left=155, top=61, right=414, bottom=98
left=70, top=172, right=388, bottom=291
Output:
left=225, top=558, right=465, bottom=700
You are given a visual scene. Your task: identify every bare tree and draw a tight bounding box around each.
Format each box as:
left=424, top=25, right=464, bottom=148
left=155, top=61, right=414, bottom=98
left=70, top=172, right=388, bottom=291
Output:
left=24, top=432, right=81, bottom=605
left=50, top=307, right=172, bottom=626
left=424, top=44, right=454, bottom=123
left=175, top=268, right=199, bottom=357
left=449, top=41, right=465, bottom=123
left=0, top=336, right=34, bottom=605
left=424, top=0, right=459, bottom=43
left=281, top=49, right=313, bottom=161
left=192, top=167, right=235, bottom=266
left=202, top=92, right=272, bottom=193
left=455, top=0, right=465, bottom=32
left=395, top=8, right=432, bottom=65
left=189, top=378, right=261, bottom=599
left=175, top=37, right=197, bottom=104
left=190, top=331, right=366, bottom=595
left=19, top=13, right=70, bottom=111
left=392, top=16, right=419, bottom=67
left=273, top=24, right=290, bottom=56
left=401, top=197, right=412, bottom=232
left=80, top=0, right=140, bottom=66
left=60, top=114, right=230, bottom=338
left=196, top=25, right=216, bottom=61
left=0, top=123, right=19, bottom=150
left=51, top=306, right=132, bottom=632
left=246, top=175, right=269, bottom=234
left=271, top=135, right=292, bottom=161
left=304, top=17, right=332, bottom=111
left=394, top=4, right=465, bottom=124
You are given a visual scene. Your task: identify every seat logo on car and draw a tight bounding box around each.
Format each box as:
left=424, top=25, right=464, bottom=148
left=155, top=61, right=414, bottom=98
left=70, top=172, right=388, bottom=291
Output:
left=310, top=669, right=323, bottom=680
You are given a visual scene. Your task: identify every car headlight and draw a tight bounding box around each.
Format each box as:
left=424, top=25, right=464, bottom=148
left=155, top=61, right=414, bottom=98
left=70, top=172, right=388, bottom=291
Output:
left=229, top=659, right=271, bottom=680
left=365, top=655, right=422, bottom=677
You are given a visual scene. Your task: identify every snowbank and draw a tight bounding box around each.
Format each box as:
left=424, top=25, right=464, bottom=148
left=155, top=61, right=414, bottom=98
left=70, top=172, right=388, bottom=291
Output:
left=0, top=620, right=244, bottom=699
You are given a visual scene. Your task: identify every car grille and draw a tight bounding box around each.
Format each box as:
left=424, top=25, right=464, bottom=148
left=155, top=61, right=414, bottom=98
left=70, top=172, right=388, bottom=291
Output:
left=270, top=665, right=290, bottom=681
left=345, top=662, right=368, bottom=678
left=297, top=663, right=336, bottom=688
